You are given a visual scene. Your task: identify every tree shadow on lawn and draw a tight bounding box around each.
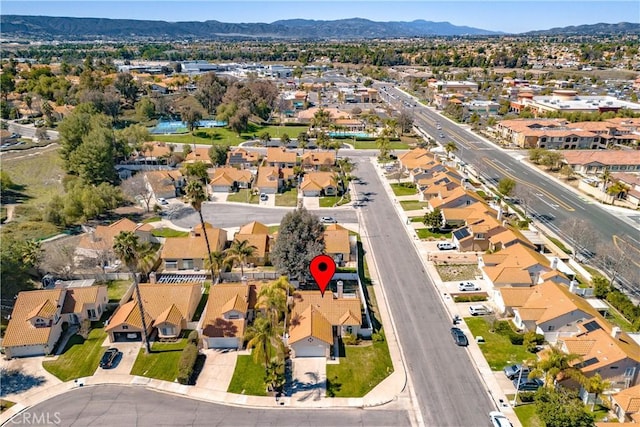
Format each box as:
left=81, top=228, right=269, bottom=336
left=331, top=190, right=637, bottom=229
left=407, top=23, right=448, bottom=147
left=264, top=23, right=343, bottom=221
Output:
left=0, top=368, right=46, bottom=397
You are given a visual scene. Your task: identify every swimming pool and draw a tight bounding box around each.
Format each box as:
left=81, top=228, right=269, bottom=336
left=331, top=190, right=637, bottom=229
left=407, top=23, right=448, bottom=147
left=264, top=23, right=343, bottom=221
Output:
left=150, top=120, right=227, bottom=134
left=328, top=131, right=372, bottom=138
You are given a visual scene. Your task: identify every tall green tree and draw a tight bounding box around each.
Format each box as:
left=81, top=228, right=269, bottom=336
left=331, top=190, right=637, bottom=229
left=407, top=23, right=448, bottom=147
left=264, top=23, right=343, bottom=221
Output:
left=497, top=178, right=517, bottom=197
left=271, top=208, right=325, bottom=282
left=376, top=136, right=391, bottom=160
left=535, top=388, right=594, bottom=427
left=180, top=106, right=202, bottom=132
left=423, top=208, right=443, bottom=229
left=530, top=345, right=584, bottom=388
left=184, top=180, right=215, bottom=282
left=245, top=315, right=285, bottom=383
left=208, top=145, right=229, bottom=167
left=182, top=161, right=209, bottom=183
left=444, top=141, right=458, bottom=159
left=256, top=277, right=293, bottom=329
left=581, top=373, right=610, bottom=411
left=113, top=231, right=152, bottom=354
left=225, top=238, right=257, bottom=277
left=204, top=251, right=229, bottom=283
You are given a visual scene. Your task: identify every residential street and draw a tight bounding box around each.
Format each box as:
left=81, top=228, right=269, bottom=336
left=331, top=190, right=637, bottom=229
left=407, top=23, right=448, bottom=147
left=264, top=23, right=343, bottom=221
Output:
left=353, top=160, right=494, bottom=426
left=12, top=385, right=411, bottom=426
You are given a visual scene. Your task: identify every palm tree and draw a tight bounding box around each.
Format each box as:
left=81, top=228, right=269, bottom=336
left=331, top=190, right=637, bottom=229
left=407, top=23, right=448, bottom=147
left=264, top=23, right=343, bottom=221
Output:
left=184, top=180, right=215, bottom=282
left=297, top=132, right=309, bottom=153
left=113, top=231, right=152, bottom=354
left=444, top=141, right=458, bottom=159
left=581, top=373, right=610, bottom=411
left=376, top=136, right=391, bottom=160
left=245, top=315, right=285, bottom=380
left=204, top=250, right=228, bottom=283
left=256, top=277, right=293, bottom=329
left=530, top=345, right=584, bottom=388
left=600, top=168, right=611, bottom=192
left=264, top=356, right=286, bottom=393
left=225, top=238, right=257, bottom=277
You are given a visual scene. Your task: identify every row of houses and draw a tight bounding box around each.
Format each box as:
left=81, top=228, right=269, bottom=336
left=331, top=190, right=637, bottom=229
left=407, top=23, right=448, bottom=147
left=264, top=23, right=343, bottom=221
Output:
left=397, top=148, right=640, bottom=392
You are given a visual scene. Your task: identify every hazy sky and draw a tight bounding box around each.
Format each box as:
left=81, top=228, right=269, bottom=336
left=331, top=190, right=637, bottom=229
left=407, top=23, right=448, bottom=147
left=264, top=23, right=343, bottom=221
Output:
left=2, top=1, right=639, bottom=33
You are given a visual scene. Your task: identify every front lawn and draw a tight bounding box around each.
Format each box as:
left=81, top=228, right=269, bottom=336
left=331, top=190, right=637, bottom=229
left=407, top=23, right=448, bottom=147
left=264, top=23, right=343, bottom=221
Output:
left=152, top=124, right=310, bottom=147
left=275, top=188, right=298, bottom=207
left=514, top=403, right=543, bottom=427
left=353, top=141, right=409, bottom=150
left=42, top=328, right=108, bottom=381
left=319, top=194, right=350, bottom=207
left=390, top=183, right=417, bottom=196
left=142, top=216, right=162, bottom=223
left=227, top=355, right=268, bottom=396
left=399, top=200, right=428, bottom=211
left=416, top=228, right=452, bottom=240
left=129, top=338, right=188, bottom=382
left=326, top=340, right=393, bottom=397
left=434, top=264, right=481, bottom=282
left=151, top=228, right=189, bottom=238
left=465, top=317, right=533, bottom=371
left=226, top=189, right=259, bottom=204
left=106, top=280, right=132, bottom=302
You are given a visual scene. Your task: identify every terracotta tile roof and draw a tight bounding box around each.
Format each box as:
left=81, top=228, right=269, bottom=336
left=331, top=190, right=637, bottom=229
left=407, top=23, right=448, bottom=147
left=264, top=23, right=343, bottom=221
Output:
left=202, top=283, right=256, bottom=339
left=289, top=305, right=333, bottom=345
left=499, top=287, right=535, bottom=308
left=338, top=310, right=361, bottom=325
left=266, top=147, right=297, bottom=164
left=324, top=224, right=346, bottom=231
left=135, top=283, right=201, bottom=321
left=27, top=300, right=57, bottom=320
left=61, top=286, right=106, bottom=314
left=562, top=150, right=640, bottom=167
left=442, top=203, right=494, bottom=221
left=485, top=266, right=534, bottom=285
left=301, top=152, right=336, bottom=168
left=520, top=281, right=596, bottom=324
left=560, top=327, right=635, bottom=373
left=256, top=166, right=280, bottom=189
left=238, top=221, right=269, bottom=235
left=291, top=291, right=361, bottom=327
left=483, top=242, right=550, bottom=284
left=226, top=148, right=260, bottom=165
left=161, top=225, right=226, bottom=259
left=301, top=172, right=337, bottom=191
left=140, top=142, right=172, bottom=159
left=324, top=228, right=350, bottom=255
left=77, top=218, right=144, bottom=252
left=3, top=289, right=65, bottom=348
left=210, top=167, right=253, bottom=186
left=184, top=147, right=212, bottom=164
left=153, top=304, right=184, bottom=327
left=297, top=107, right=349, bottom=121
left=105, top=300, right=152, bottom=332
left=143, top=170, right=183, bottom=197
left=234, top=233, right=269, bottom=259
left=517, top=307, right=547, bottom=321
left=612, top=385, right=640, bottom=413
left=399, top=148, right=436, bottom=170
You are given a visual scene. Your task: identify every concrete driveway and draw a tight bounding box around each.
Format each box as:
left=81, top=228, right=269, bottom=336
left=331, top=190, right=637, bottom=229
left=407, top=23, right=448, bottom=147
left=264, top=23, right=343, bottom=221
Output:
left=290, top=357, right=326, bottom=403
left=93, top=340, right=141, bottom=378
left=0, top=356, right=62, bottom=400
left=195, top=349, right=238, bottom=392
left=302, top=196, right=320, bottom=209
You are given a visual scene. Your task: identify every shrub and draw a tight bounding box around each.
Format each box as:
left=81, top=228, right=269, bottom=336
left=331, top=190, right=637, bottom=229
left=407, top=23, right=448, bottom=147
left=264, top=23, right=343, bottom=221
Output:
left=519, top=392, right=535, bottom=403
left=453, top=295, right=488, bottom=303
left=342, top=332, right=358, bottom=345
left=176, top=343, right=198, bottom=385
left=372, top=330, right=386, bottom=343
left=188, top=330, right=199, bottom=346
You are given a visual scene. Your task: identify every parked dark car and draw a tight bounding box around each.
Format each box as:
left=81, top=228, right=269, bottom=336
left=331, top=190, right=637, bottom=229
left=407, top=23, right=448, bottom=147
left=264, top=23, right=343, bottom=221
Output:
left=450, top=327, right=468, bottom=346
left=513, top=377, right=543, bottom=391
left=503, top=364, right=530, bottom=380
left=99, top=347, right=120, bottom=369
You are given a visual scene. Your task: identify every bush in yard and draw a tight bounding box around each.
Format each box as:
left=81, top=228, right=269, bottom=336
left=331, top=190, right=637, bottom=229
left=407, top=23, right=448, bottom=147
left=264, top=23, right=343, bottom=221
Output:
left=453, top=295, right=487, bottom=303
left=176, top=343, right=198, bottom=385
left=188, top=330, right=199, bottom=346
left=372, top=330, right=386, bottom=343
left=342, top=332, right=358, bottom=345
left=519, top=392, right=535, bottom=403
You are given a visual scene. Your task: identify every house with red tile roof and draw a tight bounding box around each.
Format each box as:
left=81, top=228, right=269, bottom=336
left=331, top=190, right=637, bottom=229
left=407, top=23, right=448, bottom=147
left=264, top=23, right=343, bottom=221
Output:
left=609, top=384, right=640, bottom=422
left=233, top=221, right=271, bottom=266
left=143, top=170, right=185, bottom=200
left=479, top=242, right=551, bottom=288
left=226, top=148, right=261, bottom=168
left=76, top=218, right=153, bottom=266
left=266, top=147, right=297, bottom=168
left=300, top=151, right=336, bottom=170
left=300, top=171, right=338, bottom=196
left=561, top=150, right=640, bottom=175
left=160, top=223, right=227, bottom=272
left=209, top=167, right=253, bottom=193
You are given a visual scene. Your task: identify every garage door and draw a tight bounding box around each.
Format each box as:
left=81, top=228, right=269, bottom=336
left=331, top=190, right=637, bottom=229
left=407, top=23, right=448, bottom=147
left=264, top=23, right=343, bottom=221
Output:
left=6, top=344, right=46, bottom=358
left=206, top=337, right=239, bottom=349
left=292, top=342, right=327, bottom=358
left=113, top=332, right=142, bottom=342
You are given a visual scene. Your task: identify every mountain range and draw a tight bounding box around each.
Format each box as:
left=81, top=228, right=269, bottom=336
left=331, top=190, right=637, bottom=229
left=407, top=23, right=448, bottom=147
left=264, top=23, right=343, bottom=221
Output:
left=1, top=15, right=638, bottom=41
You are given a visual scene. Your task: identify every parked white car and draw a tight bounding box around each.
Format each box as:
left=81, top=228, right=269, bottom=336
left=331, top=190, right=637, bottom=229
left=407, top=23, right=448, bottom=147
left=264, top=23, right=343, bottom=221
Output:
left=468, top=304, right=492, bottom=316
left=489, top=411, right=513, bottom=427
left=458, top=281, right=481, bottom=292
left=437, top=242, right=456, bottom=250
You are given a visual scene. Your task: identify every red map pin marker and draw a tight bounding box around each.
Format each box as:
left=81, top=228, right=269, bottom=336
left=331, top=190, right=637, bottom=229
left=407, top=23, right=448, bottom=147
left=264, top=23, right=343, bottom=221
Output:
left=309, top=254, right=336, bottom=297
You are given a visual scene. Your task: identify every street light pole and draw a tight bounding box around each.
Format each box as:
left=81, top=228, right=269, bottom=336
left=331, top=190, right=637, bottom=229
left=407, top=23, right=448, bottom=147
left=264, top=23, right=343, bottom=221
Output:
left=512, top=362, right=526, bottom=407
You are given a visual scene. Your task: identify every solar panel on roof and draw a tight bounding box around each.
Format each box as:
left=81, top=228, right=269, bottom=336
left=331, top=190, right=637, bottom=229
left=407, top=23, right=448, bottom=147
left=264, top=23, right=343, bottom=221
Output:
left=583, top=320, right=601, bottom=332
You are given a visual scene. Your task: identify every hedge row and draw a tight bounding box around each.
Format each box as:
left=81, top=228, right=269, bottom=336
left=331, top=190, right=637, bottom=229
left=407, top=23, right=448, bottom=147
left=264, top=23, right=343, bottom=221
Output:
left=453, top=295, right=487, bottom=303
left=494, top=320, right=544, bottom=346
left=176, top=333, right=200, bottom=385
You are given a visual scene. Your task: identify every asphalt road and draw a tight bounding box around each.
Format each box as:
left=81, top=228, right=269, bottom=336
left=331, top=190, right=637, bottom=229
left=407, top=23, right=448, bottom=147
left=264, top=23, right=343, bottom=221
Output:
left=5, top=385, right=410, bottom=427
left=381, top=84, right=640, bottom=296
left=354, top=160, right=494, bottom=426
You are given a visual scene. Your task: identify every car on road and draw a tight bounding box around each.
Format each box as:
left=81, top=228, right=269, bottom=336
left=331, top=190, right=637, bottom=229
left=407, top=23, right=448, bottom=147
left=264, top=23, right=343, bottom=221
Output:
left=320, top=216, right=337, bottom=224
left=157, top=198, right=169, bottom=205
left=10, top=133, right=20, bottom=139
left=99, top=347, right=120, bottom=369
left=260, top=193, right=269, bottom=201
left=468, top=304, right=492, bottom=316
left=513, top=377, right=544, bottom=391
left=489, top=411, right=513, bottom=427
left=458, top=281, right=481, bottom=292
left=436, top=242, right=456, bottom=250
left=450, top=327, right=468, bottom=346
left=439, top=133, right=445, bottom=138
left=503, top=364, right=530, bottom=380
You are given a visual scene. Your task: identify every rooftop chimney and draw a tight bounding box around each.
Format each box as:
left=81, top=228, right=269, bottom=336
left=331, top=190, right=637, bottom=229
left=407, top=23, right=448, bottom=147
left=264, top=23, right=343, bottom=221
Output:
left=611, top=326, right=621, bottom=339
left=337, top=280, right=344, bottom=299
left=149, top=272, right=156, bottom=284
left=551, top=257, right=559, bottom=270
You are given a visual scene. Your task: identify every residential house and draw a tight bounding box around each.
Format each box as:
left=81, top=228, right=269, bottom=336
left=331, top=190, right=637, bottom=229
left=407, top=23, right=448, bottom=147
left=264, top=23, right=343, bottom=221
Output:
left=609, top=384, right=640, bottom=423
left=134, top=142, right=173, bottom=164
left=561, top=150, right=640, bottom=175
left=398, top=148, right=436, bottom=172
left=297, top=107, right=350, bottom=124
left=209, top=167, right=253, bottom=193
left=233, top=221, right=271, bottom=266
left=255, top=166, right=286, bottom=194
left=441, top=202, right=496, bottom=229
left=161, top=223, right=227, bottom=272
left=202, top=282, right=262, bottom=349
left=76, top=218, right=153, bottom=265
left=2, top=289, right=66, bottom=358
left=300, top=172, right=338, bottom=197
left=494, top=286, right=535, bottom=316
left=227, top=148, right=261, bottom=169
left=560, top=319, right=640, bottom=389
left=300, top=152, right=336, bottom=170
left=612, top=172, right=640, bottom=208
left=61, top=285, right=109, bottom=325
left=479, top=242, right=551, bottom=288
left=288, top=290, right=362, bottom=358
left=184, top=147, right=213, bottom=166
left=452, top=213, right=506, bottom=252
left=323, top=224, right=352, bottom=266
left=266, top=147, right=297, bottom=168
left=143, top=170, right=185, bottom=200
left=512, top=280, right=596, bottom=342
left=427, top=187, right=484, bottom=211
left=105, top=283, right=201, bottom=341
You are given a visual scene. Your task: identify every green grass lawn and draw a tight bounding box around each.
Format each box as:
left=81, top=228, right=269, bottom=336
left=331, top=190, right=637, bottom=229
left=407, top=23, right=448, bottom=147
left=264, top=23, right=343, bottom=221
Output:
left=268, top=225, right=280, bottom=233
left=130, top=338, right=188, bottom=382
left=319, top=194, right=350, bottom=207
left=326, top=340, right=393, bottom=397
left=0, top=399, right=16, bottom=413
left=151, top=228, right=189, bottom=238
left=514, top=403, right=543, bottom=427
left=142, top=216, right=162, bottom=223
left=548, top=236, right=572, bottom=254
left=416, top=229, right=452, bottom=240
left=399, top=200, right=428, bottom=211
left=390, top=183, right=417, bottom=196
left=227, top=354, right=268, bottom=396
left=410, top=216, right=424, bottom=223
left=226, top=189, right=259, bottom=204
left=42, top=328, right=108, bottom=381
left=353, top=141, right=409, bottom=150
left=275, top=188, right=298, bottom=207
left=106, top=280, right=132, bottom=302
left=465, top=317, right=533, bottom=371
left=603, top=303, right=635, bottom=332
